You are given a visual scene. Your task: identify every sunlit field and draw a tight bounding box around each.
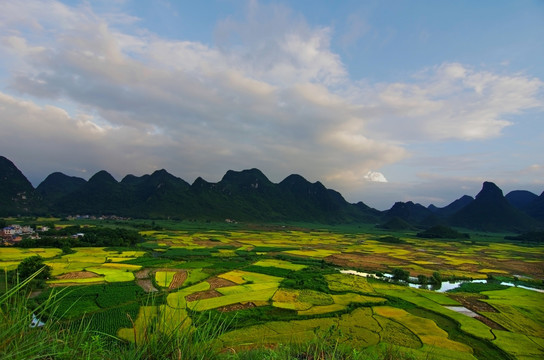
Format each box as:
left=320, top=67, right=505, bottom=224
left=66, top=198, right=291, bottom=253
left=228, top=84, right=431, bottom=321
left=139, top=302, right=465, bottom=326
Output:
left=2, top=220, right=543, bottom=359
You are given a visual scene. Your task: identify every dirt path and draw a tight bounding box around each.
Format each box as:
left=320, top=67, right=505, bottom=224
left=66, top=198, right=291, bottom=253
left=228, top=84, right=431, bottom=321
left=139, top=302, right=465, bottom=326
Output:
left=169, top=271, right=188, bottom=290
left=136, top=278, right=158, bottom=293
left=207, top=276, right=237, bottom=289
left=184, top=276, right=237, bottom=302
left=186, top=289, right=222, bottom=302
left=57, top=271, right=101, bottom=279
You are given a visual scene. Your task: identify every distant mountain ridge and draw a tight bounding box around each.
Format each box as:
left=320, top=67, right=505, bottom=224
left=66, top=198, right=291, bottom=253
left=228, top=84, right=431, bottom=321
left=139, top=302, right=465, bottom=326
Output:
left=451, top=182, right=539, bottom=232
left=1, top=155, right=543, bottom=231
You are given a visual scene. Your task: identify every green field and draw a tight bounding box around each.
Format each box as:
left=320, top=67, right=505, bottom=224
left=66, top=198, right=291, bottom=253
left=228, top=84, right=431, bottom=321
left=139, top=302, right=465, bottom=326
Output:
left=2, top=219, right=543, bottom=359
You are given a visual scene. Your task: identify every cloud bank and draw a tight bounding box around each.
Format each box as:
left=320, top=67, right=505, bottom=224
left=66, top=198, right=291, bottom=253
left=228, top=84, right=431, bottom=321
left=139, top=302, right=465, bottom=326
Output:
left=0, top=0, right=542, bottom=208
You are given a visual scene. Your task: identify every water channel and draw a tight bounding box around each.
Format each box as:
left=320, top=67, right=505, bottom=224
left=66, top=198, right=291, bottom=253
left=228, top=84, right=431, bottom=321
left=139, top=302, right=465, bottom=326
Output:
left=339, top=269, right=544, bottom=293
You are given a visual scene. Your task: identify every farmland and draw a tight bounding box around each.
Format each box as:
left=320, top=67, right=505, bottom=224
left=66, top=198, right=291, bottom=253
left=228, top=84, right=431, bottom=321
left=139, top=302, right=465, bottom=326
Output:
left=1, top=219, right=543, bottom=359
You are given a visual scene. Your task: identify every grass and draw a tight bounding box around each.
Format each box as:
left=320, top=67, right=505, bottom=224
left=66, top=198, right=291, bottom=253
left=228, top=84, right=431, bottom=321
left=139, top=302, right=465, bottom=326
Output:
left=493, top=330, right=544, bottom=359
left=188, top=285, right=278, bottom=311
left=155, top=270, right=176, bottom=288
left=2, top=221, right=543, bottom=359
left=252, top=259, right=307, bottom=271
left=373, top=306, right=473, bottom=353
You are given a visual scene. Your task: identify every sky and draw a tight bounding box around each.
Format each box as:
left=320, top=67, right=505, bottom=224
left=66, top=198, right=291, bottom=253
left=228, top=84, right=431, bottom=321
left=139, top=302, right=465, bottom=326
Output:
left=0, top=0, right=543, bottom=210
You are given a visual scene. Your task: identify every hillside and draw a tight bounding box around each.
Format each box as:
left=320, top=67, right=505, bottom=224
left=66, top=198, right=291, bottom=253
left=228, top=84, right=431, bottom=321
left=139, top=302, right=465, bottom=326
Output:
left=451, top=182, right=539, bottom=232
left=0, top=156, right=43, bottom=216
left=1, top=155, right=543, bottom=231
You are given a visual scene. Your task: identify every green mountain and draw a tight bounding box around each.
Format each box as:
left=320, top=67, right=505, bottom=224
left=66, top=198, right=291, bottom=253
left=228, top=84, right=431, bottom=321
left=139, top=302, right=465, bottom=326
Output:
left=53, top=170, right=135, bottom=215
left=36, top=172, right=86, bottom=205
left=505, top=190, right=539, bottom=209
left=523, top=191, right=544, bottom=222
left=383, top=201, right=433, bottom=224
left=428, top=195, right=474, bottom=217
left=1, top=155, right=543, bottom=230
left=0, top=156, right=43, bottom=216
left=451, top=181, right=539, bottom=232
left=36, top=166, right=379, bottom=223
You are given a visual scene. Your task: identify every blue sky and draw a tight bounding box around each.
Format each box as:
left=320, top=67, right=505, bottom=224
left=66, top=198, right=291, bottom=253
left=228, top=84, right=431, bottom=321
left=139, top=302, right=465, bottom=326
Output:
left=0, top=0, right=543, bottom=209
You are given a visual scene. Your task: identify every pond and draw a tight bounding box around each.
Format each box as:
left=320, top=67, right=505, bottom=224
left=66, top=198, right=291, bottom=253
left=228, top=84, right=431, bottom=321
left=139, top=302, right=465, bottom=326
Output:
left=339, top=269, right=544, bottom=293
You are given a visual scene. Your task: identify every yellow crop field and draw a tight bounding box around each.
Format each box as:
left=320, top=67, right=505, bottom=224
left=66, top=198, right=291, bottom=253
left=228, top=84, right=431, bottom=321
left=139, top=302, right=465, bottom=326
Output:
left=101, top=263, right=141, bottom=271
left=0, top=247, right=62, bottom=261
left=218, top=270, right=282, bottom=285
left=2, top=223, right=541, bottom=360
left=373, top=306, right=473, bottom=353
left=297, top=303, right=346, bottom=315
left=167, top=282, right=211, bottom=309
left=283, top=249, right=340, bottom=258
left=117, top=305, right=191, bottom=343
left=325, top=273, right=375, bottom=293
left=86, top=267, right=135, bottom=282
left=253, top=259, right=307, bottom=270
left=155, top=271, right=176, bottom=288
left=187, top=286, right=278, bottom=311
left=331, top=293, right=386, bottom=306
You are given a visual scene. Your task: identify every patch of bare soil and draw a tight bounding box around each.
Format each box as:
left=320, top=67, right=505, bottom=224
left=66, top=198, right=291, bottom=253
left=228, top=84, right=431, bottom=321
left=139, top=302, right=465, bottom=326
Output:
left=168, top=271, right=187, bottom=290
left=135, top=269, right=151, bottom=279
left=217, top=302, right=256, bottom=312
left=327, top=253, right=405, bottom=271
left=185, top=289, right=222, bottom=302
left=57, top=271, right=101, bottom=280
left=449, top=294, right=498, bottom=313
left=474, top=315, right=507, bottom=330
left=494, top=259, right=544, bottom=278
left=137, top=279, right=158, bottom=293
left=207, top=276, right=237, bottom=289
left=193, top=240, right=228, bottom=247
left=449, top=294, right=507, bottom=330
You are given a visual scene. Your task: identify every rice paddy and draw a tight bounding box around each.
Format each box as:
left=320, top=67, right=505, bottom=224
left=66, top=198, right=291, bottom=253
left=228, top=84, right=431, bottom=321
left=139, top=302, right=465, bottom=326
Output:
left=2, top=220, right=542, bottom=359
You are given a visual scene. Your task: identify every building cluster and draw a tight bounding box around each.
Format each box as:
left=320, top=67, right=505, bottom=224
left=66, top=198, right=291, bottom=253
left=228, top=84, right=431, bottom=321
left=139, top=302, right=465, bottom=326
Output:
left=1, top=224, right=47, bottom=245
left=66, top=215, right=130, bottom=221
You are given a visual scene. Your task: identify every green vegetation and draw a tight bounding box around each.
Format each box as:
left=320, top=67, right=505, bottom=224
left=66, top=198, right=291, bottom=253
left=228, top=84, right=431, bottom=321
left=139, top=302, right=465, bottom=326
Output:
left=505, top=231, right=544, bottom=244
left=447, top=282, right=509, bottom=293
left=417, top=225, right=470, bottom=239
left=1, top=219, right=543, bottom=359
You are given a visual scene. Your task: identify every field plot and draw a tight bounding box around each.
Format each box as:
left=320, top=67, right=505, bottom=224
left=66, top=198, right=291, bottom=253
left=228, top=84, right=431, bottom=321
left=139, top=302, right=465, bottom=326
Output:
left=480, top=287, right=544, bottom=338
left=0, top=248, right=62, bottom=270
left=373, top=306, right=473, bottom=353
left=42, top=248, right=145, bottom=277
left=492, top=330, right=544, bottom=359
left=117, top=305, right=191, bottom=343
left=3, top=222, right=543, bottom=359
left=252, top=259, right=307, bottom=271
left=155, top=270, right=176, bottom=288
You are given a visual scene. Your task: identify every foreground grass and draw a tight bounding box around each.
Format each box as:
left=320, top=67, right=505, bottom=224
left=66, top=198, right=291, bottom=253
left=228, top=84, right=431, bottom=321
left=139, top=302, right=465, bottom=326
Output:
left=2, top=269, right=429, bottom=360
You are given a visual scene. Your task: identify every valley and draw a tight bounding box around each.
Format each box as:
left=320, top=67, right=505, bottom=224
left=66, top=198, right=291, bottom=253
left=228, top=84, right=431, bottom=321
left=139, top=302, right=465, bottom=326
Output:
left=1, top=218, right=543, bottom=359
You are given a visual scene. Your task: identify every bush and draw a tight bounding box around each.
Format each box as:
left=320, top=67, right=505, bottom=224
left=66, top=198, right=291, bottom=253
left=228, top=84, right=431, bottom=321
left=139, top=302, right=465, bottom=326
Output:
left=392, top=268, right=410, bottom=281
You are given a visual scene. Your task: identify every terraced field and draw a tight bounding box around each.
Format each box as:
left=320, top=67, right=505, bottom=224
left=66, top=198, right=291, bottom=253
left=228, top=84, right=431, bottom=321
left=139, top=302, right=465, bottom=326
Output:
left=2, top=221, right=543, bottom=359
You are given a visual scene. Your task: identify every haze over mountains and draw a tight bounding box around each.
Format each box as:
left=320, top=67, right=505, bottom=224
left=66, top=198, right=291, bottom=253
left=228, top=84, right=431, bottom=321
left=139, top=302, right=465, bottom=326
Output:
left=1, top=156, right=543, bottom=232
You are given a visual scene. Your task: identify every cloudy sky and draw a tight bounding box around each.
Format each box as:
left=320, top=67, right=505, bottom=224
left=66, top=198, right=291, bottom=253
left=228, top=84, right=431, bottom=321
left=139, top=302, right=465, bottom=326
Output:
left=1, top=0, right=543, bottom=210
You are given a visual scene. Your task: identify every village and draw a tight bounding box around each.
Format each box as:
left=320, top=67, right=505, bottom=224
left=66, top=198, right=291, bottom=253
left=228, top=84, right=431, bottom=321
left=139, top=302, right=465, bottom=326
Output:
left=0, top=224, right=48, bottom=246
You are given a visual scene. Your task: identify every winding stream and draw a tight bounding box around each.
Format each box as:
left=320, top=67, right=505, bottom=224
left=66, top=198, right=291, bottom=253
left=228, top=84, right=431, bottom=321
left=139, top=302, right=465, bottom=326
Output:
left=339, top=269, right=544, bottom=293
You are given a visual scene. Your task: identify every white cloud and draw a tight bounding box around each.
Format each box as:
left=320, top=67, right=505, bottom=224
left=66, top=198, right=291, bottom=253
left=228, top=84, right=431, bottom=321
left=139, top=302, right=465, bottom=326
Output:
left=0, top=0, right=542, bottom=204
left=362, top=63, right=543, bottom=141
left=364, top=171, right=388, bottom=183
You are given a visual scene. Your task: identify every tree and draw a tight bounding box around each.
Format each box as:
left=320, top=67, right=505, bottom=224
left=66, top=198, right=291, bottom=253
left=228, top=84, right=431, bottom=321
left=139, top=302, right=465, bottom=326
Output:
left=16, top=255, right=51, bottom=282
left=431, top=271, right=442, bottom=284
left=392, top=268, right=410, bottom=281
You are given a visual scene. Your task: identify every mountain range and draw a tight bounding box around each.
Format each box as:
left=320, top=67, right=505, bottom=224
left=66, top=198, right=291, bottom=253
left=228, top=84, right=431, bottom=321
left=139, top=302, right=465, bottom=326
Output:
left=1, top=155, right=543, bottom=232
